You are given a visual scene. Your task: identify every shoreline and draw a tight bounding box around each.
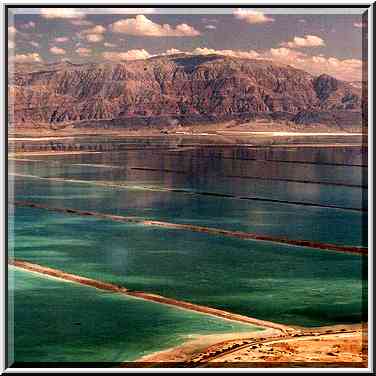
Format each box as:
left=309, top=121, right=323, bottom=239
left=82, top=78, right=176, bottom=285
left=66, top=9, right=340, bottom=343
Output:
left=133, top=328, right=280, bottom=365
left=8, top=130, right=367, bottom=140
left=8, top=126, right=367, bottom=144
left=8, top=130, right=368, bottom=156
left=10, top=260, right=292, bottom=332
left=10, top=261, right=367, bottom=367
left=134, top=324, right=367, bottom=366
left=14, top=200, right=368, bottom=253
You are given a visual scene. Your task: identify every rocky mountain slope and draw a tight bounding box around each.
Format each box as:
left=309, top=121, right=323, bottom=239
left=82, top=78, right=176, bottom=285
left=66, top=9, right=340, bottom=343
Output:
left=8, top=54, right=366, bottom=130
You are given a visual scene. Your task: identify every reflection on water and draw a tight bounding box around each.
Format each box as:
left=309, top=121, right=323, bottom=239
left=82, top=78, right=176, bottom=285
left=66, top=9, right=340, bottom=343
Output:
left=10, top=134, right=368, bottom=165
left=12, top=143, right=367, bottom=247
left=9, top=139, right=368, bottom=362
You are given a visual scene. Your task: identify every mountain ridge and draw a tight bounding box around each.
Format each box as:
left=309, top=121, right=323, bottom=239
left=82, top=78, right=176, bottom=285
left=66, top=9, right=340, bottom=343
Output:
left=8, top=54, right=366, bottom=131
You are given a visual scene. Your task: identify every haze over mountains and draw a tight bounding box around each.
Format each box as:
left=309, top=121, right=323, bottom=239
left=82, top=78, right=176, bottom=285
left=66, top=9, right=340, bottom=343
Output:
left=9, top=53, right=366, bottom=131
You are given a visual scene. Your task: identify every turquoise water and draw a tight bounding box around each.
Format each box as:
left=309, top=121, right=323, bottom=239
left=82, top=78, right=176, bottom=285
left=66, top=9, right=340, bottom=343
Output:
left=9, top=143, right=368, bottom=364
left=11, top=206, right=367, bottom=328
left=10, top=268, right=260, bottom=363
left=13, top=171, right=367, bottom=247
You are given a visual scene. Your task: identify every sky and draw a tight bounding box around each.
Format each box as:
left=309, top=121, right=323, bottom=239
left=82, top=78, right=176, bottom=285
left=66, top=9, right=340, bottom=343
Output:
left=7, top=7, right=368, bottom=81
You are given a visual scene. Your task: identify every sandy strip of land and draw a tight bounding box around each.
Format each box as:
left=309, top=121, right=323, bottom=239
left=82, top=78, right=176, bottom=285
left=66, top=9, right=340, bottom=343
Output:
left=8, top=158, right=51, bottom=163
left=13, top=200, right=367, bottom=255
left=8, top=159, right=127, bottom=170
left=130, top=167, right=187, bottom=174
left=9, top=153, right=367, bottom=169
left=261, top=143, right=365, bottom=148
left=217, top=131, right=365, bottom=137
left=10, top=160, right=364, bottom=185
left=9, top=151, right=103, bottom=157
left=73, top=163, right=125, bottom=169
left=225, top=175, right=366, bottom=189
left=10, top=260, right=291, bottom=332
left=9, top=137, right=77, bottom=141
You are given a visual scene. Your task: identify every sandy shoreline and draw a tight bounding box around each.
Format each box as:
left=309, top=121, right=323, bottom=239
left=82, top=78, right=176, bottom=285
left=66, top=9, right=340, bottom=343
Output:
left=14, top=200, right=367, bottom=254
left=10, top=260, right=292, bottom=332
left=134, top=324, right=367, bottom=367
left=9, top=131, right=364, bottom=140
left=9, top=151, right=104, bottom=157
left=216, top=131, right=365, bottom=137
left=10, top=260, right=367, bottom=368
left=8, top=126, right=367, bottom=143
left=134, top=329, right=280, bottom=365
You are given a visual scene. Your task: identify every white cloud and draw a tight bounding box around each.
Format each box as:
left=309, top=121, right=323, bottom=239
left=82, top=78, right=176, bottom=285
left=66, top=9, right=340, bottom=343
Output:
left=82, top=25, right=106, bottom=34
left=110, top=15, right=200, bottom=37
left=50, top=46, right=66, bottom=55
left=8, top=40, right=15, bottom=49
left=76, top=47, right=92, bottom=57
left=40, top=8, right=85, bottom=19
left=183, top=45, right=361, bottom=81
left=234, top=9, right=274, bottom=24
left=86, top=34, right=104, bottom=43
left=78, top=24, right=106, bottom=43
left=11, top=52, right=43, bottom=63
left=160, top=46, right=362, bottom=81
left=21, top=21, right=36, bottom=29
left=54, top=37, right=69, bottom=43
left=269, top=47, right=304, bottom=60
left=205, top=25, right=217, bottom=30
left=192, top=47, right=260, bottom=60
left=280, top=35, right=325, bottom=48
left=70, top=19, right=94, bottom=27
left=298, top=19, right=307, bottom=23
left=266, top=47, right=362, bottom=81
left=104, top=42, right=117, bottom=48
left=102, top=49, right=151, bottom=61
left=143, top=47, right=261, bottom=60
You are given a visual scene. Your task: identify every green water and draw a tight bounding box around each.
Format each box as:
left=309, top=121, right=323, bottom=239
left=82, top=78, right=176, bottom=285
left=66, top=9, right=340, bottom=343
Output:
left=13, top=173, right=367, bottom=247
left=11, top=206, right=367, bottom=328
left=9, top=143, right=367, bottom=364
left=10, top=268, right=260, bottom=363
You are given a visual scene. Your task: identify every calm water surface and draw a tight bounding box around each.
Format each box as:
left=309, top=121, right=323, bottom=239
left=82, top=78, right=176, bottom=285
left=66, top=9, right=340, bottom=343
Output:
left=11, top=146, right=367, bottom=247
left=11, top=205, right=367, bottom=328
left=10, top=268, right=259, bottom=363
left=9, top=141, right=368, bottom=363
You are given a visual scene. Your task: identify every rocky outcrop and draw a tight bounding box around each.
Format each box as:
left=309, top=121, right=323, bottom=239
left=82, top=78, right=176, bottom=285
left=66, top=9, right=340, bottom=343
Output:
left=9, top=54, right=365, bottom=129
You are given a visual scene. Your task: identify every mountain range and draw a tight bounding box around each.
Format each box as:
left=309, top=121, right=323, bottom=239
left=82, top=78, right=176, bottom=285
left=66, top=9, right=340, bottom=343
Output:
left=8, top=53, right=367, bottom=131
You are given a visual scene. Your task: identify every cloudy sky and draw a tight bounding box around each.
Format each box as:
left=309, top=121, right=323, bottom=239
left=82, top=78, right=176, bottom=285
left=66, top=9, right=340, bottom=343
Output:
left=7, top=7, right=368, bottom=81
